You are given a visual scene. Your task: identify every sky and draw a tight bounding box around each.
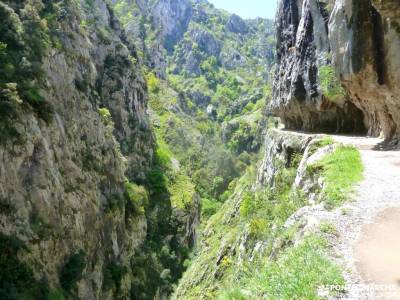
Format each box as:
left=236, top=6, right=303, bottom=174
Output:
left=207, top=0, right=278, bottom=20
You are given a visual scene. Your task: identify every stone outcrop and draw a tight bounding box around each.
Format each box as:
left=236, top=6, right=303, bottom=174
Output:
left=273, top=0, right=400, bottom=141
left=114, top=0, right=193, bottom=78
left=226, top=14, right=249, bottom=34
left=330, top=0, right=400, bottom=140
left=189, top=27, right=221, bottom=56
left=257, top=129, right=313, bottom=186
left=151, top=0, right=193, bottom=51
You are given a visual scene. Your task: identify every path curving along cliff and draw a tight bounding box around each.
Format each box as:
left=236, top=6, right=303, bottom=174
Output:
left=326, top=135, right=400, bottom=299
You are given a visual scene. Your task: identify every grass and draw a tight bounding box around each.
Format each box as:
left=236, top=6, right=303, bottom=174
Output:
left=169, top=172, right=196, bottom=209
left=175, top=166, right=311, bottom=299
left=319, top=222, right=339, bottom=236
left=262, top=235, right=344, bottom=299
left=223, top=235, right=345, bottom=300
left=308, top=137, right=335, bottom=156
left=317, top=146, right=363, bottom=209
left=173, top=138, right=354, bottom=299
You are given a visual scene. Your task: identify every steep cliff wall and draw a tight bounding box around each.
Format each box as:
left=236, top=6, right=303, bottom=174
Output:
left=330, top=0, right=400, bottom=140
left=273, top=0, right=400, bottom=141
left=0, top=0, right=192, bottom=299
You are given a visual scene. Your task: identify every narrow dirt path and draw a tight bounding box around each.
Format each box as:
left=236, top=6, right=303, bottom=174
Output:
left=277, top=130, right=400, bottom=298
left=327, top=135, right=400, bottom=299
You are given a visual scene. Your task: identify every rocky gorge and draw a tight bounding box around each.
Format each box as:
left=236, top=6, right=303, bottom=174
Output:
left=0, top=0, right=399, bottom=299
left=0, top=0, right=274, bottom=299
left=173, top=0, right=400, bottom=298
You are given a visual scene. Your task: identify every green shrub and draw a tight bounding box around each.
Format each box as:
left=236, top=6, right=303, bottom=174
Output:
left=0, top=197, right=15, bottom=214
left=200, top=56, right=218, bottom=73
left=0, top=87, right=21, bottom=141
left=0, top=1, right=52, bottom=122
left=239, top=193, right=254, bottom=217
left=248, top=218, right=268, bottom=239
left=243, top=101, right=254, bottom=112
left=47, top=289, right=65, bottom=300
left=319, top=65, right=346, bottom=101
left=106, top=193, right=125, bottom=212
left=23, top=86, right=44, bottom=104
left=147, top=72, right=160, bottom=93
left=147, top=169, right=168, bottom=193
left=98, top=107, right=112, bottom=125
left=0, top=234, right=49, bottom=299
left=155, top=142, right=172, bottom=168
left=212, top=84, right=238, bottom=104
left=201, top=198, right=222, bottom=219
left=60, top=251, right=86, bottom=292
left=289, top=151, right=303, bottom=168
left=97, top=26, right=111, bottom=44
left=102, top=262, right=127, bottom=292
left=219, top=190, right=231, bottom=202
left=125, top=181, right=148, bottom=214
left=169, top=173, right=196, bottom=209
left=81, top=148, right=102, bottom=172
left=196, top=121, right=215, bottom=136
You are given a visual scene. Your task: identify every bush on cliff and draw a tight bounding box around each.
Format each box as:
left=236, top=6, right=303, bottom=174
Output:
left=319, top=64, right=346, bottom=102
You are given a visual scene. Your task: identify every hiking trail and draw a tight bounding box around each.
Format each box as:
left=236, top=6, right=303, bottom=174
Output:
left=328, top=135, right=400, bottom=300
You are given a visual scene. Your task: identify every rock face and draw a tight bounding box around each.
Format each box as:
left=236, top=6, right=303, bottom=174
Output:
left=172, top=128, right=344, bottom=299
left=189, top=27, right=222, bottom=57
left=273, top=0, right=400, bottom=141
left=257, top=129, right=312, bottom=186
left=330, top=0, right=400, bottom=140
left=115, top=0, right=275, bottom=79
left=151, top=0, right=193, bottom=51
left=0, top=0, right=150, bottom=298
left=226, top=14, right=249, bottom=34
left=0, top=1, right=192, bottom=299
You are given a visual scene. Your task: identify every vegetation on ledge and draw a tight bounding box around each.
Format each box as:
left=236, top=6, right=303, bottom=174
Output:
left=309, top=145, right=363, bottom=209
left=319, top=64, right=346, bottom=103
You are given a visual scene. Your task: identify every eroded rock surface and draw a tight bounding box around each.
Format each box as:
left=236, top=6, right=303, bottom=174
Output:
left=273, top=0, right=400, bottom=141
left=0, top=1, right=195, bottom=299
left=330, top=0, right=400, bottom=140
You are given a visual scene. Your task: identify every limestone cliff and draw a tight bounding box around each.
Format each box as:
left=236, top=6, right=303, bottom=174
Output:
left=272, top=0, right=400, bottom=142
left=0, top=0, right=192, bottom=299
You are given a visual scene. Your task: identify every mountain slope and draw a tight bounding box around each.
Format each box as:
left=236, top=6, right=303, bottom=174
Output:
left=0, top=0, right=276, bottom=299
left=172, top=129, right=362, bottom=299
left=172, top=0, right=400, bottom=299
left=113, top=0, right=276, bottom=217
